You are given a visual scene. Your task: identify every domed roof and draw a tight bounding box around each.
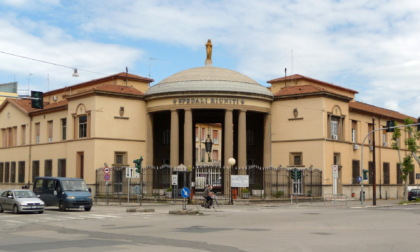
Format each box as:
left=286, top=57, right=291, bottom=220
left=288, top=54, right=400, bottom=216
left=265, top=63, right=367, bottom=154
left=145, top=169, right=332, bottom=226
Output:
left=146, top=66, right=273, bottom=97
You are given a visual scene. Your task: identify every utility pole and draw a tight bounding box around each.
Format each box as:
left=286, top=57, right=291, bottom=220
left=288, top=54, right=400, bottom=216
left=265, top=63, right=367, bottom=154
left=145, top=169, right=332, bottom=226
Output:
left=372, top=118, right=376, bottom=206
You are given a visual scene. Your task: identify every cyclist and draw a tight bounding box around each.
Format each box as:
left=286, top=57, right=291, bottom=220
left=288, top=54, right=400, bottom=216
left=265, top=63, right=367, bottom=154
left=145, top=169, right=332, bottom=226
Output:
left=202, top=184, right=214, bottom=208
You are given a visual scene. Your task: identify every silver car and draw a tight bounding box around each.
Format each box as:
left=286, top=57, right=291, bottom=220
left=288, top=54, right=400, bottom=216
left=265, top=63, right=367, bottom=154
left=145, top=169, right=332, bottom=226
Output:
left=0, top=190, right=45, bottom=214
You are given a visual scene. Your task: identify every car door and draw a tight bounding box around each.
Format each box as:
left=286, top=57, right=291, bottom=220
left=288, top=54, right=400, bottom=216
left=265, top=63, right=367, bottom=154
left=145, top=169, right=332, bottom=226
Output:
left=3, top=191, right=13, bottom=210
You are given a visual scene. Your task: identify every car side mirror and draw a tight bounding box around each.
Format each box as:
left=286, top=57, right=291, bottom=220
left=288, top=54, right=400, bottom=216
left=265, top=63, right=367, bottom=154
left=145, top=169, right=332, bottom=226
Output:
left=88, top=188, right=92, bottom=193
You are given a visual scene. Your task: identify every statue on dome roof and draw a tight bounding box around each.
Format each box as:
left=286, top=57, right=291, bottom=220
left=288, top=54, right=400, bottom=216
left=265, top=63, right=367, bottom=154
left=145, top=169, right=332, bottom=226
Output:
left=205, top=39, right=212, bottom=66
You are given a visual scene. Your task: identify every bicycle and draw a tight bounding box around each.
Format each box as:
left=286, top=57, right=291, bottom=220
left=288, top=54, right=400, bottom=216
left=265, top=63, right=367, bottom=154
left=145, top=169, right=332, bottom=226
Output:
left=197, top=196, right=219, bottom=210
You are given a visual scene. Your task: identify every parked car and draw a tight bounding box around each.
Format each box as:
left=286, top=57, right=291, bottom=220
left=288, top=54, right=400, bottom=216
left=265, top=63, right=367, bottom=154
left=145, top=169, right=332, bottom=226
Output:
left=408, top=189, right=420, bottom=201
left=0, top=189, right=45, bottom=214
left=33, top=177, right=92, bottom=211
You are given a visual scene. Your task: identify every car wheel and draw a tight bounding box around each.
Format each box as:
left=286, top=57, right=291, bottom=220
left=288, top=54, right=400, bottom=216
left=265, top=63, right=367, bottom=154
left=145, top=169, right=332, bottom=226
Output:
left=0, top=204, right=4, bottom=213
left=84, top=207, right=91, bottom=211
left=59, top=202, right=66, bottom=212
left=13, top=205, right=20, bottom=214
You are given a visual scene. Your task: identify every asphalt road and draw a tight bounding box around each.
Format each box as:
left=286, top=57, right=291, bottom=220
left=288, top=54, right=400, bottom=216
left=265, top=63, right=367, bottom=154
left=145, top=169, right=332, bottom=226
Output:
left=0, top=200, right=419, bottom=252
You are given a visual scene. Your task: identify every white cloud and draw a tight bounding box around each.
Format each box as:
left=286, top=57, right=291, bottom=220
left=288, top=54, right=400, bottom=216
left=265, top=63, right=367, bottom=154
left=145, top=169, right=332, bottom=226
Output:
left=1, top=0, right=420, bottom=116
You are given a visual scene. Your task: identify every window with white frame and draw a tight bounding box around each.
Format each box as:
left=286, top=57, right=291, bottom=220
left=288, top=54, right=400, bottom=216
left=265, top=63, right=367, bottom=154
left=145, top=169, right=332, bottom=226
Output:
left=35, top=123, right=40, bottom=144
left=78, top=115, right=87, bottom=138
left=331, top=117, right=339, bottom=140
left=47, top=120, right=53, bottom=142
left=61, top=118, right=67, bottom=140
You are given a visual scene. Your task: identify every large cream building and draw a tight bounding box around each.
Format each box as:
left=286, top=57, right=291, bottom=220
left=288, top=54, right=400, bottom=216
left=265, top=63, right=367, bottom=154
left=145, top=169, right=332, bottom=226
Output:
left=0, top=45, right=418, bottom=200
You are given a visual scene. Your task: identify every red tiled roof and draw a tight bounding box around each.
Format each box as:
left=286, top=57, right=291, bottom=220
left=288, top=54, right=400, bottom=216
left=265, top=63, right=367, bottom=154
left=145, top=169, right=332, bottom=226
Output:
left=349, top=101, right=414, bottom=121
left=268, top=74, right=358, bottom=94
left=274, top=85, right=325, bottom=96
left=3, top=98, right=67, bottom=114
left=92, top=84, right=144, bottom=95
left=45, top=72, right=153, bottom=96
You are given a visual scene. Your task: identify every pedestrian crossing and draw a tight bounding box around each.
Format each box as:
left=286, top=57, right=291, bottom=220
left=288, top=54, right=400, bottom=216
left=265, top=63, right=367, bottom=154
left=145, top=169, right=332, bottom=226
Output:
left=0, top=211, right=151, bottom=228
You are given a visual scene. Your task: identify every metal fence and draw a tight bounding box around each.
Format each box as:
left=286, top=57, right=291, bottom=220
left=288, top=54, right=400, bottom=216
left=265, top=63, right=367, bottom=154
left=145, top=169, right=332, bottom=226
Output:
left=95, top=166, right=323, bottom=201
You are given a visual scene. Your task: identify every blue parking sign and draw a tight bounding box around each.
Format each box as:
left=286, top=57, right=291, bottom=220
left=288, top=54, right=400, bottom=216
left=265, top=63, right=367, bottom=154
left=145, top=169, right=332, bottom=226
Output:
left=181, top=187, right=190, bottom=198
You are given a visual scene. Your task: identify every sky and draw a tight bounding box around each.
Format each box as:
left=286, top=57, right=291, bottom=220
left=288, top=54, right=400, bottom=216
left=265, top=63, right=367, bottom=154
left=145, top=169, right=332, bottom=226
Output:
left=1, top=0, right=420, bottom=117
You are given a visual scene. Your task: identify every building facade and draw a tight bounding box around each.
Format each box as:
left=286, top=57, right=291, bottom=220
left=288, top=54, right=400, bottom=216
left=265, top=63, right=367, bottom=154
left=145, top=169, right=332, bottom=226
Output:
left=0, top=48, right=418, bottom=200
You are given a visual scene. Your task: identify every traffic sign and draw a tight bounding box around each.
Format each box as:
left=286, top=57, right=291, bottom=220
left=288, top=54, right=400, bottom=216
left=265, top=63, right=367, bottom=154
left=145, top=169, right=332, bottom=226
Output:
left=172, top=175, right=178, bottom=185
left=104, top=173, right=110, bottom=181
left=181, top=187, right=190, bottom=198
left=104, top=167, right=110, bottom=173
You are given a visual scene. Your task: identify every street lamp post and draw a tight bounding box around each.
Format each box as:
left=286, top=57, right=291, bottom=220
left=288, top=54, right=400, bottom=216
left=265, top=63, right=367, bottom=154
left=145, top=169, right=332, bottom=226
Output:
left=205, top=134, right=213, bottom=162
left=228, top=157, right=236, bottom=205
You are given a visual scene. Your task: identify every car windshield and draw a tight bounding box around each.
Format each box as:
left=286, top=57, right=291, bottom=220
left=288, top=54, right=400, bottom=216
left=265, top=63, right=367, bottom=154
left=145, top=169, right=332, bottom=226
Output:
left=14, top=190, right=37, bottom=198
left=61, top=180, right=89, bottom=191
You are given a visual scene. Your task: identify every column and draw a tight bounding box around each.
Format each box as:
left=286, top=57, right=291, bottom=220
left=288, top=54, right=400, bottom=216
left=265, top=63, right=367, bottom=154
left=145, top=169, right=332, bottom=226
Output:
left=224, top=109, right=233, bottom=194
left=238, top=109, right=247, bottom=174
left=184, top=109, right=193, bottom=167
left=263, top=113, right=271, bottom=167
left=145, top=112, right=154, bottom=195
left=170, top=109, right=179, bottom=167
left=263, top=113, right=272, bottom=196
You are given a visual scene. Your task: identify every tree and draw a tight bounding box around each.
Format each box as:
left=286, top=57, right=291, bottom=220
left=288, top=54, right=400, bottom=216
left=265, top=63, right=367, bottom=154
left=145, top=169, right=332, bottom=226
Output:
left=391, top=118, right=420, bottom=201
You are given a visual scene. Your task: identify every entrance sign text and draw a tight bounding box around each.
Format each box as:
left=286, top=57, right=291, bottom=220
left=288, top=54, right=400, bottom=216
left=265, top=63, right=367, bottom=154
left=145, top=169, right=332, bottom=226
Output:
left=173, top=97, right=245, bottom=105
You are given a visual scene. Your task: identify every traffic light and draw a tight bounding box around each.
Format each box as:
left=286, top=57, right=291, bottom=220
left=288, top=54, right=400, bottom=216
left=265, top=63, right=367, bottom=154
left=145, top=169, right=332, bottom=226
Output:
left=290, top=169, right=296, bottom=180
left=133, top=156, right=143, bottom=174
left=31, top=91, right=43, bottom=109
left=291, top=169, right=301, bottom=180
left=386, top=120, right=395, bottom=132
left=363, top=169, right=368, bottom=180
left=296, top=170, right=302, bottom=180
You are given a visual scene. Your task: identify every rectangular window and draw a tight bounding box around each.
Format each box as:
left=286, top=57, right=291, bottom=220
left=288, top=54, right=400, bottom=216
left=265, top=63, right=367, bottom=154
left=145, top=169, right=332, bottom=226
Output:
left=201, top=128, right=205, bottom=141
left=351, top=120, right=357, bottom=143
left=397, top=164, right=402, bottom=184
left=18, top=161, right=25, bottom=183
left=213, top=129, right=218, bottom=144
left=195, top=127, right=198, bottom=142
left=21, top=125, right=26, bottom=145
left=35, top=123, right=40, bottom=144
left=47, top=120, right=53, bottom=142
left=10, top=161, right=16, bottom=183
left=57, top=159, right=66, bottom=177
left=61, top=118, right=67, bottom=140
left=331, top=117, right=339, bottom=140
left=382, top=130, right=387, bottom=147
left=352, top=160, right=360, bottom=184
left=1, top=128, right=6, bottom=147
left=114, top=152, right=127, bottom=166
left=12, top=127, right=17, bottom=146
left=8, top=128, right=12, bottom=146
left=0, top=162, right=3, bottom=183
left=44, top=160, right=53, bottom=177
left=368, top=123, right=373, bottom=144
left=290, top=152, right=303, bottom=166
left=5, top=162, right=9, bottom=183
left=212, top=150, right=218, bottom=162
left=383, top=162, right=390, bottom=184
left=368, top=161, right=374, bottom=184
left=32, top=160, right=40, bottom=182
left=79, top=115, right=87, bottom=138
left=201, top=148, right=205, bottom=162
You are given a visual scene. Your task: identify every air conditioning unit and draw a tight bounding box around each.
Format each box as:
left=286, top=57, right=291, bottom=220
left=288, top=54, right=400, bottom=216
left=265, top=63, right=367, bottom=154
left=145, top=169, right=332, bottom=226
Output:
left=332, top=135, right=338, bottom=140
left=353, top=144, right=359, bottom=150
left=52, top=95, right=58, bottom=101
